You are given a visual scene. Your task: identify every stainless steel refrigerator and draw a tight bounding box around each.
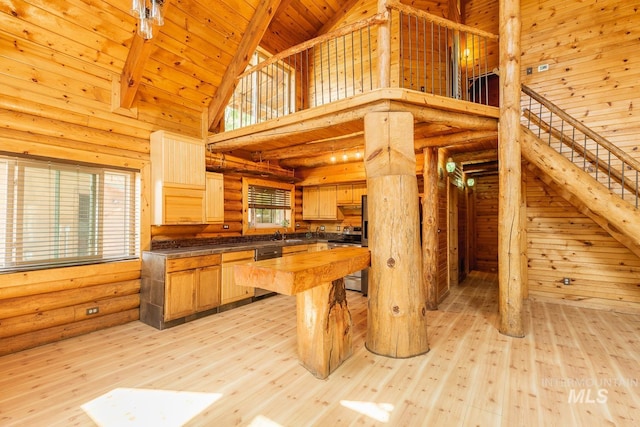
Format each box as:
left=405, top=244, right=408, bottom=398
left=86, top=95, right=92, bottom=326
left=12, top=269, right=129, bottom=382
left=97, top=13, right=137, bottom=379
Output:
left=361, top=195, right=369, bottom=296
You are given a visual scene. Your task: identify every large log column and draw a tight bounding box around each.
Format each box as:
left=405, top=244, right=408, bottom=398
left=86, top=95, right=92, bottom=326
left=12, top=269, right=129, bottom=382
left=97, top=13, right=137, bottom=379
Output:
left=498, top=0, right=525, bottom=337
left=364, top=111, right=429, bottom=358
left=423, top=147, right=439, bottom=310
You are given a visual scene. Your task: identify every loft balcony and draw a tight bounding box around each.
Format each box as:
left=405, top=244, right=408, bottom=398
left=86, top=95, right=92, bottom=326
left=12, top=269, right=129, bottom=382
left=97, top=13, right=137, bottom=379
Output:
left=207, top=1, right=500, bottom=164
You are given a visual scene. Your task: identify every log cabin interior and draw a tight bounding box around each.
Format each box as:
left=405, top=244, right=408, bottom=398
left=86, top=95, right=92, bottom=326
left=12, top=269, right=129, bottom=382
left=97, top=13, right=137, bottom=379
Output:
left=1, top=0, right=639, bottom=424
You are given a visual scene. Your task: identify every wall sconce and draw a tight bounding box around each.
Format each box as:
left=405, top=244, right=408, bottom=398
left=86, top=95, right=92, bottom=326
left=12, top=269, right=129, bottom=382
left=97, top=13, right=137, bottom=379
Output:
left=330, top=150, right=336, bottom=163
left=445, top=158, right=456, bottom=174
left=130, top=0, right=165, bottom=39
left=463, top=48, right=471, bottom=59
left=342, top=150, right=348, bottom=162
left=466, top=178, right=475, bottom=187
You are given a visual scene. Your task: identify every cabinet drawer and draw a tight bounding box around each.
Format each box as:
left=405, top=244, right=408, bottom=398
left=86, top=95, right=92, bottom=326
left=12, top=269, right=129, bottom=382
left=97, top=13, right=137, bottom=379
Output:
left=222, top=250, right=255, bottom=262
left=167, top=254, right=222, bottom=272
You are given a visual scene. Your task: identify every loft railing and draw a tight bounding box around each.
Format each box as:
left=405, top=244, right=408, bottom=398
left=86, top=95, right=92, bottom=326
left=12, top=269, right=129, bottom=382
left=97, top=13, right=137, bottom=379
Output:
left=224, top=2, right=498, bottom=131
left=521, top=85, right=640, bottom=208
left=388, top=1, right=498, bottom=103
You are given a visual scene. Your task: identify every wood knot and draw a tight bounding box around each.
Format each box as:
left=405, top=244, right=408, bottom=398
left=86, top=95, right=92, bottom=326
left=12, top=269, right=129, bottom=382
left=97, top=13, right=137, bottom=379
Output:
left=392, top=305, right=400, bottom=314
left=386, top=258, right=396, bottom=268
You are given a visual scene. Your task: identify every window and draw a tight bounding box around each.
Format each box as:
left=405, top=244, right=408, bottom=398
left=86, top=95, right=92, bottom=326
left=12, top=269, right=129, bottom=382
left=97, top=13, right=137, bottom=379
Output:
left=243, top=178, right=293, bottom=233
left=225, top=50, right=296, bottom=131
left=0, top=155, right=140, bottom=272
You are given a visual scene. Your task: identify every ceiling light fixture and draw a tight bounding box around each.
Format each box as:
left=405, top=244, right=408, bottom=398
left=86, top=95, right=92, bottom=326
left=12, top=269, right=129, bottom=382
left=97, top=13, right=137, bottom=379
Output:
left=130, top=0, right=165, bottom=40
left=466, top=177, right=475, bottom=187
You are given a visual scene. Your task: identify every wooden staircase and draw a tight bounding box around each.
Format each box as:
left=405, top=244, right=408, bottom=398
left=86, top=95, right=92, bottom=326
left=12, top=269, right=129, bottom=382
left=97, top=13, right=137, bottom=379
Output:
left=519, top=85, right=640, bottom=259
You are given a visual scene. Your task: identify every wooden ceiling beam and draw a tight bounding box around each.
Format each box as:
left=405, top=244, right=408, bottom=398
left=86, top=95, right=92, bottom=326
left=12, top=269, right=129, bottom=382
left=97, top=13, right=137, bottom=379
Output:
left=279, top=148, right=364, bottom=169
left=453, top=149, right=499, bottom=164
left=119, top=1, right=173, bottom=110
left=414, top=130, right=497, bottom=150
left=255, top=133, right=364, bottom=160
left=207, top=0, right=283, bottom=132
left=462, top=160, right=499, bottom=174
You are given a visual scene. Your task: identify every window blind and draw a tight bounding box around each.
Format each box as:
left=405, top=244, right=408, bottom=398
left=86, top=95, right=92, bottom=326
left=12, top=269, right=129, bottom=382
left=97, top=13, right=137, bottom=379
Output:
left=0, top=155, right=140, bottom=272
left=247, top=185, right=291, bottom=210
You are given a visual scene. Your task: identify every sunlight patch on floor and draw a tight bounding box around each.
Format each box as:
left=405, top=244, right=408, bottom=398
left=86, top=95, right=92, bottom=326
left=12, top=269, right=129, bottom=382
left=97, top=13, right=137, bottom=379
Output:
left=247, top=415, right=284, bottom=426
left=81, top=388, right=222, bottom=426
left=340, top=400, right=394, bottom=422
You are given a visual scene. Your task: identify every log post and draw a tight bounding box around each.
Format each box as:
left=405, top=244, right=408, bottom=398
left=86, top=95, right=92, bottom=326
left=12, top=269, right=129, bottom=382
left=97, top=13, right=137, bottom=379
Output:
left=423, top=147, right=439, bottom=310
left=364, top=111, right=429, bottom=358
left=377, top=0, right=390, bottom=88
left=296, top=278, right=352, bottom=379
left=498, top=0, right=524, bottom=337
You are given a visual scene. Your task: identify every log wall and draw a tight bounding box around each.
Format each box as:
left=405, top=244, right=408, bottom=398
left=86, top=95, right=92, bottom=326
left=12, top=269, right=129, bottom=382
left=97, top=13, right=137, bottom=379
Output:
left=473, top=174, right=499, bottom=272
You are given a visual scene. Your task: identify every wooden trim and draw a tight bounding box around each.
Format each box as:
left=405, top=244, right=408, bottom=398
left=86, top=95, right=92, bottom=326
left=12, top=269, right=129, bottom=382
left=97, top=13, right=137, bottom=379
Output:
left=386, top=0, right=499, bottom=40
left=208, top=0, right=283, bottom=131
left=237, top=13, right=389, bottom=81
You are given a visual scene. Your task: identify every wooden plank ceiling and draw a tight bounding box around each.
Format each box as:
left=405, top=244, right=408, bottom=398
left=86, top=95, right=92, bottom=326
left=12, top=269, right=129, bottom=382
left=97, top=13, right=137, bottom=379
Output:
left=0, top=0, right=497, bottom=174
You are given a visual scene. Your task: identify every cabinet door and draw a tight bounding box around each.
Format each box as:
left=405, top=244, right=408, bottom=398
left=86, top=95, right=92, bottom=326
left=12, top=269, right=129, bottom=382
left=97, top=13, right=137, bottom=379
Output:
left=282, top=244, right=310, bottom=256
left=165, top=270, right=196, bottom=321
left=163, top=185, right=206, bottom=224
left=317, top=185, right=337, bottom=219
left=205, top=172, right=224, bottom=223
left=336, top=184, right=353, bottom=204
left=196, top=265, right=221, bottom=311
left=221, top=252, right=255, bottom=304
left=302, top=186, right=319, bottom=220
left=351, top=183, right=367, bottom=204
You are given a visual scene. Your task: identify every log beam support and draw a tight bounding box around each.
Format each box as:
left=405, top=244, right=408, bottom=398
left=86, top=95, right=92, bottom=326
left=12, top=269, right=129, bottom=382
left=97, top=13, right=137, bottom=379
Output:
left=296, top=278, right=352, bottom=379
left=498, top=0, right=525, bottom=337
left=364, top=111, right=429, bottom=358
left=423, top=147, right=439, bottom=310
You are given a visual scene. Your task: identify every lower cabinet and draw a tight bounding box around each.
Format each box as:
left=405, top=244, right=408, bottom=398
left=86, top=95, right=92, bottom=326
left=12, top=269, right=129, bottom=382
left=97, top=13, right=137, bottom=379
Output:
left=141, top=252, right=221, bottom=329
left=221, top=250, right=255, bottom=305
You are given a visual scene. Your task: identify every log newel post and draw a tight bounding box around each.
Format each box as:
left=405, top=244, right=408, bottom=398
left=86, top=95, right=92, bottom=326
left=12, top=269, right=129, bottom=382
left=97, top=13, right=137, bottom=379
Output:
left=377, top=0, right=390, bottom=88
left=498, top=0, right=525, bottom=337
left=423, top=147, right=439, bottom=310
left=364, top=111, right=429, bottom=358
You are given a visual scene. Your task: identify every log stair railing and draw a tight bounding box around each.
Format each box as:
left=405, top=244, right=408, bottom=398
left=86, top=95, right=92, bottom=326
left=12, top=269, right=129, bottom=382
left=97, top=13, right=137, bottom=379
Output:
left=520, top=85, right=640, bottom=259
left=521, top=84, right=640, bottom=208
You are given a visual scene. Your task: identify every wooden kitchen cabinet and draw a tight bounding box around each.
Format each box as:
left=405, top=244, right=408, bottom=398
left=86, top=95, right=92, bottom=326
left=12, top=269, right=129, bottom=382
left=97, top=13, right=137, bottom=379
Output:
left=164, top=254, right=222, bottom=322
left=165, top=269, right=196, bottom=321
left=151, top=130, right=206, bottom=225
left=303, top=185, right=337, bottom=220
left=139, top=252, right=222, bottom=328
left=336, top=183, right=366, bottom=205
left=196, top=264, right=222, bottom=311
left=221, top=250, right=255, bottom=305
left=205, top=172, right=224, bottom=223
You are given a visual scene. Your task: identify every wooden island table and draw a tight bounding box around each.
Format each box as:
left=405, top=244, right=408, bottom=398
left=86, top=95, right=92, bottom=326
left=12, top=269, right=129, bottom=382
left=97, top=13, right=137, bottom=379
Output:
left=234, top=247, right=370, bottom=379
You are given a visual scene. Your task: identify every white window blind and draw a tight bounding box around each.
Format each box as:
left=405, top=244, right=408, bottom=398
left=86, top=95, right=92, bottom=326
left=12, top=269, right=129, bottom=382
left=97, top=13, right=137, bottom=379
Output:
left=0, top=155, right=140, bottom=272
left=247, top=184, right=291, bottom=229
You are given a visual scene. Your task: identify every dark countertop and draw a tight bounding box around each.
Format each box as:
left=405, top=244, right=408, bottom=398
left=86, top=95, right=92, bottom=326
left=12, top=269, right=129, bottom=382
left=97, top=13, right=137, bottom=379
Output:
left=143, top=239, right=327, bottom=259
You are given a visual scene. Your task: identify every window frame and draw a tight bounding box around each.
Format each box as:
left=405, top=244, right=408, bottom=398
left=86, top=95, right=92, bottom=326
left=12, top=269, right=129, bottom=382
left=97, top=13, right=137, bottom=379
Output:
left=0, top=154, right=140, bottom=273
left=242, top=177, right=295, bottom=236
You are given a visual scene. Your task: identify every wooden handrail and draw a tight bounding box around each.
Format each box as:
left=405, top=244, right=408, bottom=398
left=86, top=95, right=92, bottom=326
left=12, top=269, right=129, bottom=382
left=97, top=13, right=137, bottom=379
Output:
left=522, top=84, right=640, bottom=172
left=237, top=13, right=388, bottom=80
left=386, top=0, right=499, bottom=40
left=523, top=108, right=638, bottom=196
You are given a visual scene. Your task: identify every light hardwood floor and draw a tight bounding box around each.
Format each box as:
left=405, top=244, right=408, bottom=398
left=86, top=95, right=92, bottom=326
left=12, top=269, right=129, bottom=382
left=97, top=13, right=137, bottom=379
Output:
left=1, top=271, right=639, bottom=426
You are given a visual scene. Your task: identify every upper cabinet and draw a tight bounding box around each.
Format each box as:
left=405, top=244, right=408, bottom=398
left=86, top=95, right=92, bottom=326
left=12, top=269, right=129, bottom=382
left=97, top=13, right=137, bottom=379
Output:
left=336, top=183, right=367, bottom=205
left=151, top=131, right=206, bottom=225
left=205, top=172, right=224, bottom=224
left=303, top=185, right=337, bottom=220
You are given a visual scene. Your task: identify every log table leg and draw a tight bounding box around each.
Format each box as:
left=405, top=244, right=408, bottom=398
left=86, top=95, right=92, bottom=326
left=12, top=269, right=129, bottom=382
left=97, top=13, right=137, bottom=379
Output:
left=296, top=277, right=352, bottom=379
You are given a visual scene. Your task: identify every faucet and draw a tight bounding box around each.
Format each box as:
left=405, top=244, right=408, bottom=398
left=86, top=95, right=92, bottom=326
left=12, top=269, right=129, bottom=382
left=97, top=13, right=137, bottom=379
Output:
left=273, top=230, right=282, bottom=240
